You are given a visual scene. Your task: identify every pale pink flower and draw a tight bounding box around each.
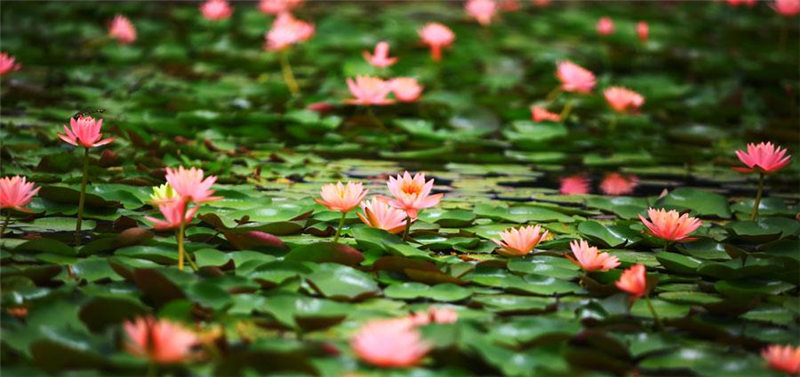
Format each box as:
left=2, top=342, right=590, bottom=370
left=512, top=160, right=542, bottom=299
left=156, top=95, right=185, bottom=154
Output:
left=351, top=318, right=430, bottom=368
left=604, top=87, right=644, bottom=113
left=345, top=76, right=394, bottom=106
left=556, top=61, right=596, bottom=94
left=408, top=306, right=458, bottom=326
left=391, top=77, right=423, bottom=102
left=567, top=239, right=620, bottom=272
left=492, top=225, right=548, bottom=257
left=636, top=21, right=649, bottom=43
left=200, top=0, right=232, bottom=21
left=466, top=0, right=498, bottom=26
left=363, top=42, right=397, bottom=68
left=258, top=0, right=303, bottom=15
left=596, top=17, right=615, bottom=36
left=314, top=181, right=368, bottom=213
left=773, top=0, right=800, bottom=16
left=164, top=166, right=222, bottom=204
left=0, top=176, right=40, bottom=212
left=124, top=316, right=198, bottom=364
left=559, top=176, right=590, bottom=195
left=0, top=52, right=21, bottom=76
left=615, top=264, right=648, bottom=300
left=419, top=23, right=455, bottom=62
left=733, top=142, right=792, bottom=174
left=145, top=201, right=199, bottom=230
left=599, top=173, right=638, bottom=196
left=639, top=208, right=702, bottom=243
left=762, top=344, right=800, bottom=375
left=109, top=15, right=136, bottom=44
left=530, top=105, right=561, bottom=122
left=264, top=13, right=315, bottom=51
left=384, top=171, right=443, bottom=219
left=357, top=197, right=408, bottom=234
left=58, top=115, right=114, bottom=148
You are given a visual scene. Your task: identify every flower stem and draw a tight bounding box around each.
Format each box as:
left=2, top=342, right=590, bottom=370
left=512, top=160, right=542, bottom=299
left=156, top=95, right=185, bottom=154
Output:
left=402, top=217, right=411, bottom=241
left=146, top=362, right=158, bottom=377
left=1, top=212, right=10, bottom=236
left=559, top=97, right=575, bottom=120
left=750, top=172, right=765, bottom=221
left=74, top=147, right=90, bottom=246
left=333, top=211, right=346, bottom=243
left=645, top=294, right=662, bottom=330
left=280, top=50, right=299, bottom=96
left=545, top=86, right=561, bottom=102
left=177, top=202, right=187, bottom=271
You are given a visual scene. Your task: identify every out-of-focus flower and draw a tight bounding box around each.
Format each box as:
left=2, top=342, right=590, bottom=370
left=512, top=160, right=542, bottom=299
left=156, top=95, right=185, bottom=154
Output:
left=345, top=76, right=394, bottom=105
left=604, top=87, right=644, bottom=113
left=773, top=0, right=800, bottom=16
left=306, top=102, right=335, bottom=113
left=391, top=77, right=423, bottom=102
left=556, top=61, right=596, bottom=94
left=123, top=316, right=198, bottom=364
left=636, top=21, right=649, bottom=42
left=0, top=176, right=40, bottom=212
left=419, top=23, right=455, bottom=62
left=596, top=17, right=615, bottom=36
left=531, top=105, right=561, bottom=122
left=351, top=318, right=430, bottom=368
left=258, top=0, right=303, bottom=15
left=599, top=172, right=638, bottom=196
left=762, top=344, right=800, bottom=375
left=58, top=115, right=114, bottom=148
left=409, top=306, right=458, bottom=325
left=363, top=42, right=397, bottom=68
left=264, top=13, right=314, bottom=51
left=357, top=197, right=408, bottom=234
left=384, top=171, right=443, bottom=219
left=492, top=225, right=548, bottom=257
left=466, top=0, right=498, bottom=26
left=109, top=15, right=136, bottom=44
left=315, top=181, right=368, bottom=213
left=615, top=264, right=648, bottom=300
left=733, top=142, right=792, bottom=174
left=164, top=166, right=221, bottom=204
left=0, top=52, right=21, bottom=76
left=639, top=208, right=702, bottom=242
left=559, top=176, right=590, bottom=195
left=567, top=239, right=620, bottom=272
left=145, top=200, right=198, bottom=231
left=200, top=0, right=233, bottom=20
left=499, top=0, right=520, bottom=11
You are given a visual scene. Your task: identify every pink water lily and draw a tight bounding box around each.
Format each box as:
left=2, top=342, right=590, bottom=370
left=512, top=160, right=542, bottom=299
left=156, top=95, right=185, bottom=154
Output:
left=531, top=106, right=561, bottom=122
left=109, top=15, right=136, bottom=44
left=556, top=61, right=596, bottom=94
left=259, top=0, right=303, bottom=15
left=351, top=318, right=430, bottom=368
left=419, top=23, right=455, bottom=62
left=773, top=0, right=800, bottom=16
left=0, top=176, right=39, bottom=212
left=639, top=208, right=703, bottom=242
left=762, top=344, right=800, bottom=374
left=567, top=239, right=620, bottom=272
left=597, top=16, right=615, bottom=36
left=391, top=77, right=423, bottom=102
left=604, top=87, right=644, bottom=113
left=599, top=172, right=638, bottom=196
left=315, top=181, right=368, bottom=213
left=363, top=42, right=397, bottom=68
left=616, top=264, right=648, bottom=300
left=409, top=306, right=458, bottom=325
left=145, top=201, right=199, bottom=231
left=559, top=176, right=590, bottom=195
left=492, top=225, right=548, bottom=257
left=357, top=197, right=408, bottom=234
left=164, top=166, right=221, bottom=204
left=200, top=0, right=232, bottom=20
left=0, top=52, right=21, bottom=76
left=265, top=13, right=315, bottom=51
left=466, top=0, right=498, bottom=26
left=58, top=115, right=114, bottom=148
left=637, top=21, right=649, bottom=42
left=734, top=142, right=792, bottom=174
left=384, top=171, right=443, bottom=219
left=345, top=76, right=394, bottom=105
left=124, top=316, right=198, bottom=364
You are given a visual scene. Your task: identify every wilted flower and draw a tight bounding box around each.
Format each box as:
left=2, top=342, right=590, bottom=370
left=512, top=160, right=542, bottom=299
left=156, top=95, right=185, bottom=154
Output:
left=773, top=0, right=800, bottom=16
left=123, top=316, right=198, bottom=364
left=733, top=142, right=792, bottom=174
left=357, top=198, right=408, bottom=234
left=531, top=106, right=561, bottom=122
left=559, top=176, right=590, bottom=195
left=145, top=200, right=199, bottom=231
left=0, top=176, right=40, bottom=212
left=384, top=171, right=443, bottom=219
left=466, top=0, right=498, bottom=26
left=200, top=0, right=233, bottom=20
left=391, top=77, right=423, bottom=102
left=492, top=225, right=549, bottom=257
left=639, top=208, right=702, bottom=242
left=556, top=61, right=596, bottom=94
left=567, top=239, right=620, bottom=272
left=599, top=172, right=638, bottom=196
left=419, top=23, right=455, bottom=62
left=363, top=42, right=397, bottom=68
left=604, top=87, right=644, bottom=113
left=345, top=76, right=394, bottom=105
left=596, top=16, right=615, bottom=36
left=109, top=15, right=136, bottom=44
left=615, top=264, right=648, bottom=300
left=636, top=21, right=649, bottom=42
left=164, top=166, right=221, bottom=204
left=351, top=318, right=430, bottom=368
left=0, top=52, right=21, bottom=76
left=58, top=115, right=114, bottom=148
left=762, top=344, right=800, bottom=375
left=258, top=0, right=303, bottom=15
left=315, top=181, right=368, bottom=213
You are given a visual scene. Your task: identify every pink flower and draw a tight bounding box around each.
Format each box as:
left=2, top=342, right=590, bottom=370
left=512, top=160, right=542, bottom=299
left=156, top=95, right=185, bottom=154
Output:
left=499, top=0, right=521, bottom=11
left=492, top=225, right=549, bottom=257
left=0, top=176, right=40, bottom=212
left=567, top=239, right=620, bottom=272
left=559, top=176, right=590, bottom=195
left=0, top=52, right=21, bottom=76
left=351, top=318, right=430, bottom=368
left=615, top=264, right=648, bottom=300
left=264, top=13, right=315, bottom=51
left=345, top=76, right=394, bottom=106
left=599, top=172, right=638, bottom=196
left=391, top=77, right=424, bottom=102
left=363, top=42, right=397, bottom=68
left=58, top=115, right=114, bottom=148
left=258, top=0, right=303, bottom=15
left=604, top=87, right=645, bottom=113
left=419, top=23, right=455, bottom=62
left=384, top=171, right=443, bottom=219
left=639, top=208, right=702, bottom=242
left=200, top=0, right=233, bottom=21
left=733, top=142, right=792, bottom=174
left=466, top=0, right=498, bottom=26
left=123, top=316, right=198, bottom=364
left=530, top=105, right=561, bottom=122
left=596, top=17, right=615, bottom=36
left=357, top=197, right=408, bottom=234
left=409, top=306, right=458, bottom=326
left=314, top=181, right=368, bottom=213
left=145, top=201, right=198, bottom=231
left=556, top=61, right=596, bottom=94
left=164, top=166, right=222, bottom=204
left=637, top=21, right=649, bottom=42
left=773, top=0, right=800, bottom=16
left=109, top=15, right=136, bottom=45
left=762, top=344, right=800, bottom=375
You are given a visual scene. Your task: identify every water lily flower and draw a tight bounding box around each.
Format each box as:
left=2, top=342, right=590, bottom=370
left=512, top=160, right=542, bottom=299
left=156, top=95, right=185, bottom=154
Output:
left=599, top=172, right=638, bottom=196
left=150, top=183, right=177, bottom=203
left=556, top=61, right=596, bottom=94
left=615, top=263, right=648, bottom=300
left=58, top=115, right=114, bottom=148
left=109, top=15, right=136, bottom=44
left=419, top=23, right=455, bottom=62
left=531, top=105, right=561, bottom=122
left=604, top=87, right=644, bottom=113
left=164, top=166, right=220, bottom=204
left=409, top=306, right=458, bottom=325
left=357, top=197, right=408, bottom=234
left=639, top=208, right=703, bottom=243
left=345, top=76, right=394, bottom=105
left=363, top=42, right=397, bottom=68
left=145, top=201, right=198, bottom=231
left=734, top=142, right=792, bottom=174
left=351, top=318, right=430, bottom=368
left=258, top=0, right=303, bottom=15
left=385, top=171, right=443, bottom=220
left=567, top=239, right=620, bottom=272
left=123, top=316, right=198, bottom=364
left=391, top=77, right=423, bottom=102
left=0, top=176, right=40, bottom=212
left=774, top=0, right=800, bottom=16
left=636, top=21, right=649, bottom=42
left=265, top=13, right=315, bottom=51
left=200, top=0, right=232, bottom=21
left=559, top=176, right=590, bottom=195
left=315, top=181, right=368, bottom=213
left=492, top=225, right=548, bottom=257
left=466, top=0, right=498, bottom=26
left=0, top=52, right=21, bottom=76
left=762, top=344, right=800, bottom=375
left=499, top=0, right=520, bottom=11
left=596, top=16, right=615, bottom=36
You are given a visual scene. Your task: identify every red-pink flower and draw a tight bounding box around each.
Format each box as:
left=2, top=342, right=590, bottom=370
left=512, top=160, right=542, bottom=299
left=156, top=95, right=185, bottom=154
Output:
left=559, top=176, right=590, bottom=195
left=773, top=0, right=800, bottom=16
left=145, top=201, right=198, bottom=231
left=58, top=115, right=114, bottom=148
left=615, top=264, right=648, bottom=300
left=419, top=23, right=455, bottom=62
left=409, top=306, right=458, bottom=326
left=123, top=316, right=198, bottom=364
left=363, top=42, right=397, bottom=68
left=384, top=171, right=443, bottom=219
left=762, top=344, right=800, bottom=375
left=466, top=0, right=498, bottom=26
left=258, top=0, right=303, bottom=15
left=556, top=61, right=596, bottom=94
left=567, top=239, right=620, bottom=272
left=351, top=318, right=431, bottom=368
left=391, top=77, right=423, bottom=102
left=109, top=15, right=136, bottom=45
left=604, top=87, right=644, bottom=113
left=0, top=176, right=40, bottom=212
left=596, top=17, right=615, bottom=36
left=492, top=225, right=548, bottom=257
left=531, top=105, right=561, bottom=122
left=264, top=13, right=315, bottom=51
left=733, top=142, right=792, bottom=174
left=0, top=52, right=21, bottom=76
left=164, top=166, right=221, bottom=204
left=357, top=197, right=408, bottom=234
left=639, top=208, right=702, bottom=242
left=499, top=0, right=520, bottom=11
left=599, top=173, right=638, bottom=196
left=200, top=0, right=233, bottom=21
left=637, top=21, right=649, bottom=42
left=345, top=76, right=394, bottom=106
left=315, top=181, right=368, bottom=213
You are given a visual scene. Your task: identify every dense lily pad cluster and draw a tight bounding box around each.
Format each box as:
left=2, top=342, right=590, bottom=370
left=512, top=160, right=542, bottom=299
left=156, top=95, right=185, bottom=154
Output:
left=1, top=1, right=799, bottom=377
